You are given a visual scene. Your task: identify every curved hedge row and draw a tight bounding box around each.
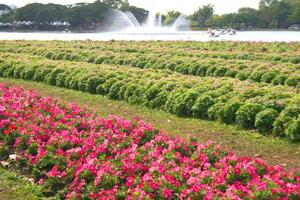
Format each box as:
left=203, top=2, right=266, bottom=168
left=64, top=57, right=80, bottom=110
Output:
left=0, top=53, right=300, bottom=142
left=2, top=40, right=300, bottom=58
left=1, top=42, right=300, bottom=88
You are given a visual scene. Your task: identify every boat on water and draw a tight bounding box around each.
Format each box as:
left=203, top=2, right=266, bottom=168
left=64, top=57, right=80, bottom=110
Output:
left=208, top=28, right=237, bottom=37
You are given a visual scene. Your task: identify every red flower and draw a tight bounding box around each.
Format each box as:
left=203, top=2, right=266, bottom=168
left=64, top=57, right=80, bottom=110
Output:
left=8, top=125, right=16, bottom=130
left=3, top=130, right=9, bottom=135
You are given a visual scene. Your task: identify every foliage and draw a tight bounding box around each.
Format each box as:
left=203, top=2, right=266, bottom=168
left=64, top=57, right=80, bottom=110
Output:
left=67, top=1, right=110, bottom=28
left=0, top=40, right=300, bottom=141
left=0, top=85, right=299, bottom=199
left=16, top=3, right=67, bottom=24
left=201, top=0, right=300, bottom=29
left=191, top=4, right=214, bottom=27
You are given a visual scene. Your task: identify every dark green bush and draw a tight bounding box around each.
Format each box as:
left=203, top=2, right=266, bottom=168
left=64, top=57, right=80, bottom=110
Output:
left=273, top=104, right=300, bottom=137
left=285, top=76, right=300, bottom=87
left=214, top=67, right=229, bottom=77
left=208, top=102, right=225, bottom=120
left=236, top=103, right=264, bottom=129
left=285, top=117, right=300, bottom=142
left=261, top=72, right=277, bottom=83
left=255, top=109, right=278, bottom=135
left=108, top=80, right=125, bottom=100
left=236, top=71, right=249, bottom=81
left=192, top=95, right=215, bottom=119
left=206, top=66, right=217, bottom=76
left=171, top=91, right=199, bottom=117
left=196, top=65, right=209, bottom=76
left=86, top=76, right=105, bottom=94
left=225, top=70, right=238, bottom=78
left=248, top=71, right=264, bottom=82
left=219, top=100, right=242, bottom=124
left=45, top=68, right=64, bottom=86
left=13, top=65, right=25, bottom=79
left=272, top=75, right=287, bottom=85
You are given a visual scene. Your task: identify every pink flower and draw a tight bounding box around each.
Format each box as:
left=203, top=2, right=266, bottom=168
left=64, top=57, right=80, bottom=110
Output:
left=126, top=177, right=135, bottom=187
left=162, top=188, right=172, bottom=199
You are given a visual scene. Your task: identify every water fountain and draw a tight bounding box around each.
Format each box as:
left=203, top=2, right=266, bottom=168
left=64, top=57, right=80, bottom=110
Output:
left=114, top=9, right=190, bottom=33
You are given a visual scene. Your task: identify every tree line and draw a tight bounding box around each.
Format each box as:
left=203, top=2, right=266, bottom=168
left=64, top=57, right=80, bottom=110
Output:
left=0, top=0, right=148, bottom=30
left=193, top=0, right=300, bottom=29
left=0, top=0, right=300, bottom=30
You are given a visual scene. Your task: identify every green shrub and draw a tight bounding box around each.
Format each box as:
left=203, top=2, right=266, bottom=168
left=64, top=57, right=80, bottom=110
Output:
left=206, top=66, right=217, bottom=76
left=285, top=76, right=300, bottom=87
left=219, top=100, right=242, bottom=124
left=273, top=104, right=300, bottom=137
left=208, top=102, right=225, bottom=120
left=196, top=65, right=209, bottom=76
left=171, top=91, right=199, bottom=117
left=214, top=67, right=229, bottom=77
left=272, top=75, right=287, bottom=85
left=225, top=70, right=238, bottom=78
left=255, top=109, right=278, bottom=135
left=261, top=72, right=277, bottom=83
left=192, top=95, right=215, bottom=119
left=55, top=72, right=68, bottom=87
left=20, top=65, right=37, bottom=80
left=236, top=71, right=249, bottom=81
left=108, top=80, right=125, bottom=100
left=236, top=103, right=264, bottom=129
left=188, top=65, right=198, bottom=75
left=45, top=68, right=64, bottom=86
left=148, top=91, right=169, bottom=109
left=13, top=65, right=25, bottom=79
left=248, top=71, right=264, bottom=82
left=285, top=117, right=300, bottom=142
left=86, top=76, right=105, bottom=94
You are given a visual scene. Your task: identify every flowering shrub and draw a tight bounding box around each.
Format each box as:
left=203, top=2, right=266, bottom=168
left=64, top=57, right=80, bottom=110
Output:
left=0, top=85, right=299, bottom=199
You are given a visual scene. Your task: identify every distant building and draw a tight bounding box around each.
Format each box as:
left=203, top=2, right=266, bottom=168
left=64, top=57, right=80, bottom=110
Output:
left=289, top=24, right=300, bottom=30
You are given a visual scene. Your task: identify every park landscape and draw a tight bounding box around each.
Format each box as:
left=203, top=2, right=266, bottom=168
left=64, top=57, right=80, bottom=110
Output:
left=1, top=0, right=300, bottom=200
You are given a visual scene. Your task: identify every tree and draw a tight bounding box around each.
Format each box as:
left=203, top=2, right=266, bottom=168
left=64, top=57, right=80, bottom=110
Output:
left=238, top=7, right=262, bottom=28
left=258, top=0, right=293, bottom=28
left=120, top=0, right=148, bottom=23
left=0, top=4, right=11, bottom=11
left=67, top=1, right=111, bottom=29
left=191, top=4, right=214, bottom=27
left=288, top=0, right=300, bottom=24
left=99, top=0, right=123, bottom=8
left=16, top=3, right=67, bottom=24
left=163, top=11, right=182, bottom=25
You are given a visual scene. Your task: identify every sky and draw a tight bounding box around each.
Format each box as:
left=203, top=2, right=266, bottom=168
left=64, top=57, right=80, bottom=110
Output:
left=0, top=0, right=260, bottom=14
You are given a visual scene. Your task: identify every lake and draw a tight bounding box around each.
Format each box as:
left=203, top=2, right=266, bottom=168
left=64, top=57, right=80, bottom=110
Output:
left=0, top=31, right=299, bottom=42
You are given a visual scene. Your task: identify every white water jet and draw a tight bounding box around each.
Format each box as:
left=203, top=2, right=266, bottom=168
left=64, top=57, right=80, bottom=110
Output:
left=172, top=15, right=190, bottom=30
left=146, top=10, right=157, bottom=28
left=157, top=14, right=162, bottom=27
left=113, top=9, right=190, bottom=33
left=124, top=12, right=140, bottom=27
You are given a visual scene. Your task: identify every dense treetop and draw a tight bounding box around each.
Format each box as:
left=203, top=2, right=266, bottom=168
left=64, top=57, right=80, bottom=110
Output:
left=0, top=0, right=299, bottom=30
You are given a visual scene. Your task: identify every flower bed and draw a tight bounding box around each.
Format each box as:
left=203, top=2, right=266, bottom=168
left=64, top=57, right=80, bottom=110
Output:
left=0, top=85, right=299, bottom=199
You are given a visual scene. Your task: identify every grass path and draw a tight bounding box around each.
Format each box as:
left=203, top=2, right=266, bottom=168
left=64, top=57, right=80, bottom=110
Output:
left=1, top=77, right=299, bottom=170
left=0, top=167, right=46, bottom=200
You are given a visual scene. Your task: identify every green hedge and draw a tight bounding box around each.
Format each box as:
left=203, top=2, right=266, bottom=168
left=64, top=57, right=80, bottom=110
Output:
left=0, top=53, right=300, bottom=142
left=1, top=41, right=300, bottom=88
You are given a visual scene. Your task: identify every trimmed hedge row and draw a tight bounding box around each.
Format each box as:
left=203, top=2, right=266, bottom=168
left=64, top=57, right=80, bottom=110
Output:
left=2, top=40, right=300, bottom=60
left=0, top=53, right=300, bottom=142
left=1, top=42, right=300, bottom=88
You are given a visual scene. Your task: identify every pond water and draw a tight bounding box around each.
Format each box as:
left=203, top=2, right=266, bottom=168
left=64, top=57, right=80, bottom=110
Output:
left=0, top=31, right=299, bottom=42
